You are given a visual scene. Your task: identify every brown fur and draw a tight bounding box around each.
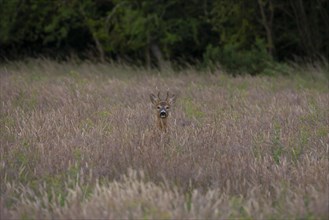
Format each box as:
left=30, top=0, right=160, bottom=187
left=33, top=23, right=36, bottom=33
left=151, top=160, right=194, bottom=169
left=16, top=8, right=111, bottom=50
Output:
left=150, top=92, right=176, bottom=132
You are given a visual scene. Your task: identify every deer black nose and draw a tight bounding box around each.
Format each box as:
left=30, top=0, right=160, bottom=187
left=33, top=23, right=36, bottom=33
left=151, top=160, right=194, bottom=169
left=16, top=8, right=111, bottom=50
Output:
left=160, top=110, right=167, bottom=118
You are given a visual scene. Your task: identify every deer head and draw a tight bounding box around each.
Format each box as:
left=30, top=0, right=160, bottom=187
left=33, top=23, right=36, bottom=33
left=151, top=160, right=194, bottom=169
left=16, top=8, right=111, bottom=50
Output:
left=150, top=91, right=176, bottom=131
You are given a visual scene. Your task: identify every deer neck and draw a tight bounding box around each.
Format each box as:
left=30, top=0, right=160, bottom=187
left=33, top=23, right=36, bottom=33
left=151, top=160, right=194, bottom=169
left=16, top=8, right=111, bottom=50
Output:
left=157, top=117, right=168, bottom=131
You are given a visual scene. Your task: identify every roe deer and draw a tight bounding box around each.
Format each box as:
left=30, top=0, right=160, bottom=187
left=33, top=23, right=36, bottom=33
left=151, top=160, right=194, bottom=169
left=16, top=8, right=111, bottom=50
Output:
left=150, top=92, right=176, bottom=132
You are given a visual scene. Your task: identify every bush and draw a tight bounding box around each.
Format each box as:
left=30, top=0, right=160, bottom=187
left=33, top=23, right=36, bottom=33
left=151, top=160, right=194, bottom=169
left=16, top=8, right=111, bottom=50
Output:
left=203, top=39, right=273, bottom=75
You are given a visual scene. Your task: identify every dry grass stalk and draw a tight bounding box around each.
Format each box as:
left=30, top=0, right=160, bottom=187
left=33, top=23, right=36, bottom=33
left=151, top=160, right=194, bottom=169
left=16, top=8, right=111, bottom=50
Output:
left=0, top=59, right=328, bottom=219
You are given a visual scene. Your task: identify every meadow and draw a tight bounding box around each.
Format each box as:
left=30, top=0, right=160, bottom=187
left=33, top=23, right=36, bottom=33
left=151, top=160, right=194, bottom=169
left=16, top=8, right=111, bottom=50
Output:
left=0, top=59, right=328, bottom=219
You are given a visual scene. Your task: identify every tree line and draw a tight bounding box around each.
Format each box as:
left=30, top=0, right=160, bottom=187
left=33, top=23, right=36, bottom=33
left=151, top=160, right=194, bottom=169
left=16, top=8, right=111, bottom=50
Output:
left=1, top=0, right=328, bottom=74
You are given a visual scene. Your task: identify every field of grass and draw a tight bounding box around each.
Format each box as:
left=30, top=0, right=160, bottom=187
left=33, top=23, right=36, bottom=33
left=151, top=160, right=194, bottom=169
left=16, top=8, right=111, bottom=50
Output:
left=0, top=59, right=328, bottom=219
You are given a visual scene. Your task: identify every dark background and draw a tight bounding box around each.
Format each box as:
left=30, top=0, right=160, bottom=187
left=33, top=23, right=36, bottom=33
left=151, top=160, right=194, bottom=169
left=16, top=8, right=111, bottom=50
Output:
left=1, top=0, right=328, bottom=74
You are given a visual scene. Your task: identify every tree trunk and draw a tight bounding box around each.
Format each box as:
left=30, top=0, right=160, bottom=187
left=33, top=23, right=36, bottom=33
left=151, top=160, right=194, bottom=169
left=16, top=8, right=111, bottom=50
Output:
left=92, top=34, right=105, bottom=62
left=145, top=32, right=151, bottom=70
left=151, top=43, right=171, bottom=71
left=258, top=0, right=275, bottom=57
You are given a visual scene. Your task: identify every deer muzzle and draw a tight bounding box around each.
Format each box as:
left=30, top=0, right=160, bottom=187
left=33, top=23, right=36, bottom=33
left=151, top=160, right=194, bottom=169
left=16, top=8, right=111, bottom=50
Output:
left=159, top=110, right=167, bottom=118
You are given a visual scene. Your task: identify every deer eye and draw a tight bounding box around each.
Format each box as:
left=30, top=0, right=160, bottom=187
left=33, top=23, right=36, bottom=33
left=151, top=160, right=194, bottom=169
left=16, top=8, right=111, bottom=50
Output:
left=165, top=106, right=170, bottom=109
left=157, top=106, right=161, bottom=109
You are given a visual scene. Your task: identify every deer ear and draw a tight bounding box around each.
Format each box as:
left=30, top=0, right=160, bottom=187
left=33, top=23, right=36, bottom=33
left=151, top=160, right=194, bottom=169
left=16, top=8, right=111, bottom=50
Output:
left=168, top=94, right=176, bottom=105
left=150, top=93, right=159, bottom=105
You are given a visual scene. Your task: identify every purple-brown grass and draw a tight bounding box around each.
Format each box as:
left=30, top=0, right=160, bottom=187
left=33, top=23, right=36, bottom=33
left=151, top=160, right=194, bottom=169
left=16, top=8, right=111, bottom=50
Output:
left=0, top=59, right=328, bottom=219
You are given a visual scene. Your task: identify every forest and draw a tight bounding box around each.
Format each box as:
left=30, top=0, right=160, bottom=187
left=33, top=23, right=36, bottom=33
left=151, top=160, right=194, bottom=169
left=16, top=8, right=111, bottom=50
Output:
left=1, top=0, right=328, bottom=73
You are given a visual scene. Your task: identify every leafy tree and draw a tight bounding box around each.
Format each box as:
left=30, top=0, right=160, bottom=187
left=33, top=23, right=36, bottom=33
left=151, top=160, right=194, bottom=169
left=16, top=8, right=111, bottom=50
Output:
left=0, top=0, right=328, bottom=74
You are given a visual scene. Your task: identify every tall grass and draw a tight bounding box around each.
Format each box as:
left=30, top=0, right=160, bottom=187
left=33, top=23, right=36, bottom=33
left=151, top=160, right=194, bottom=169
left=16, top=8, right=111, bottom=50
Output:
left=1, top=59, right=328, bottom=219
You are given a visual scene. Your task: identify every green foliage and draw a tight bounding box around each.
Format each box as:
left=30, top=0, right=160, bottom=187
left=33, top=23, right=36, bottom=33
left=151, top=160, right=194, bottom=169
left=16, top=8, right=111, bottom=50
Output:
left=1, top=0, right=328, bottom=73
left=203, top=39, right=272, bottom=74
left=0, top=0, right=18, bottom=43
left=209, top=0, right=257, bottom=47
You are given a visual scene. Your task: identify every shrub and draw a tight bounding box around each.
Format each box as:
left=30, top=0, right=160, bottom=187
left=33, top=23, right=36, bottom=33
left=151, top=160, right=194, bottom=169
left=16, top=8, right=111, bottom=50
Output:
left=203, top=39, right=273, bottom=75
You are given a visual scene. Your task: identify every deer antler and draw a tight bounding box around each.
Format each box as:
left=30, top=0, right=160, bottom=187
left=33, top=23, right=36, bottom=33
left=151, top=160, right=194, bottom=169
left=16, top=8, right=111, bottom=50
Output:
left=166, top=91, right=170, bottom=101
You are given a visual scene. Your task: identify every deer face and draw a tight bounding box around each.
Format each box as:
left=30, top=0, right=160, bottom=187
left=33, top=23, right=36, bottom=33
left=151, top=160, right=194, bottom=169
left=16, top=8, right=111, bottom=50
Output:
left=150, top=92, right=176, bottom=119
left=157, top=101, right=170, bottom=118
